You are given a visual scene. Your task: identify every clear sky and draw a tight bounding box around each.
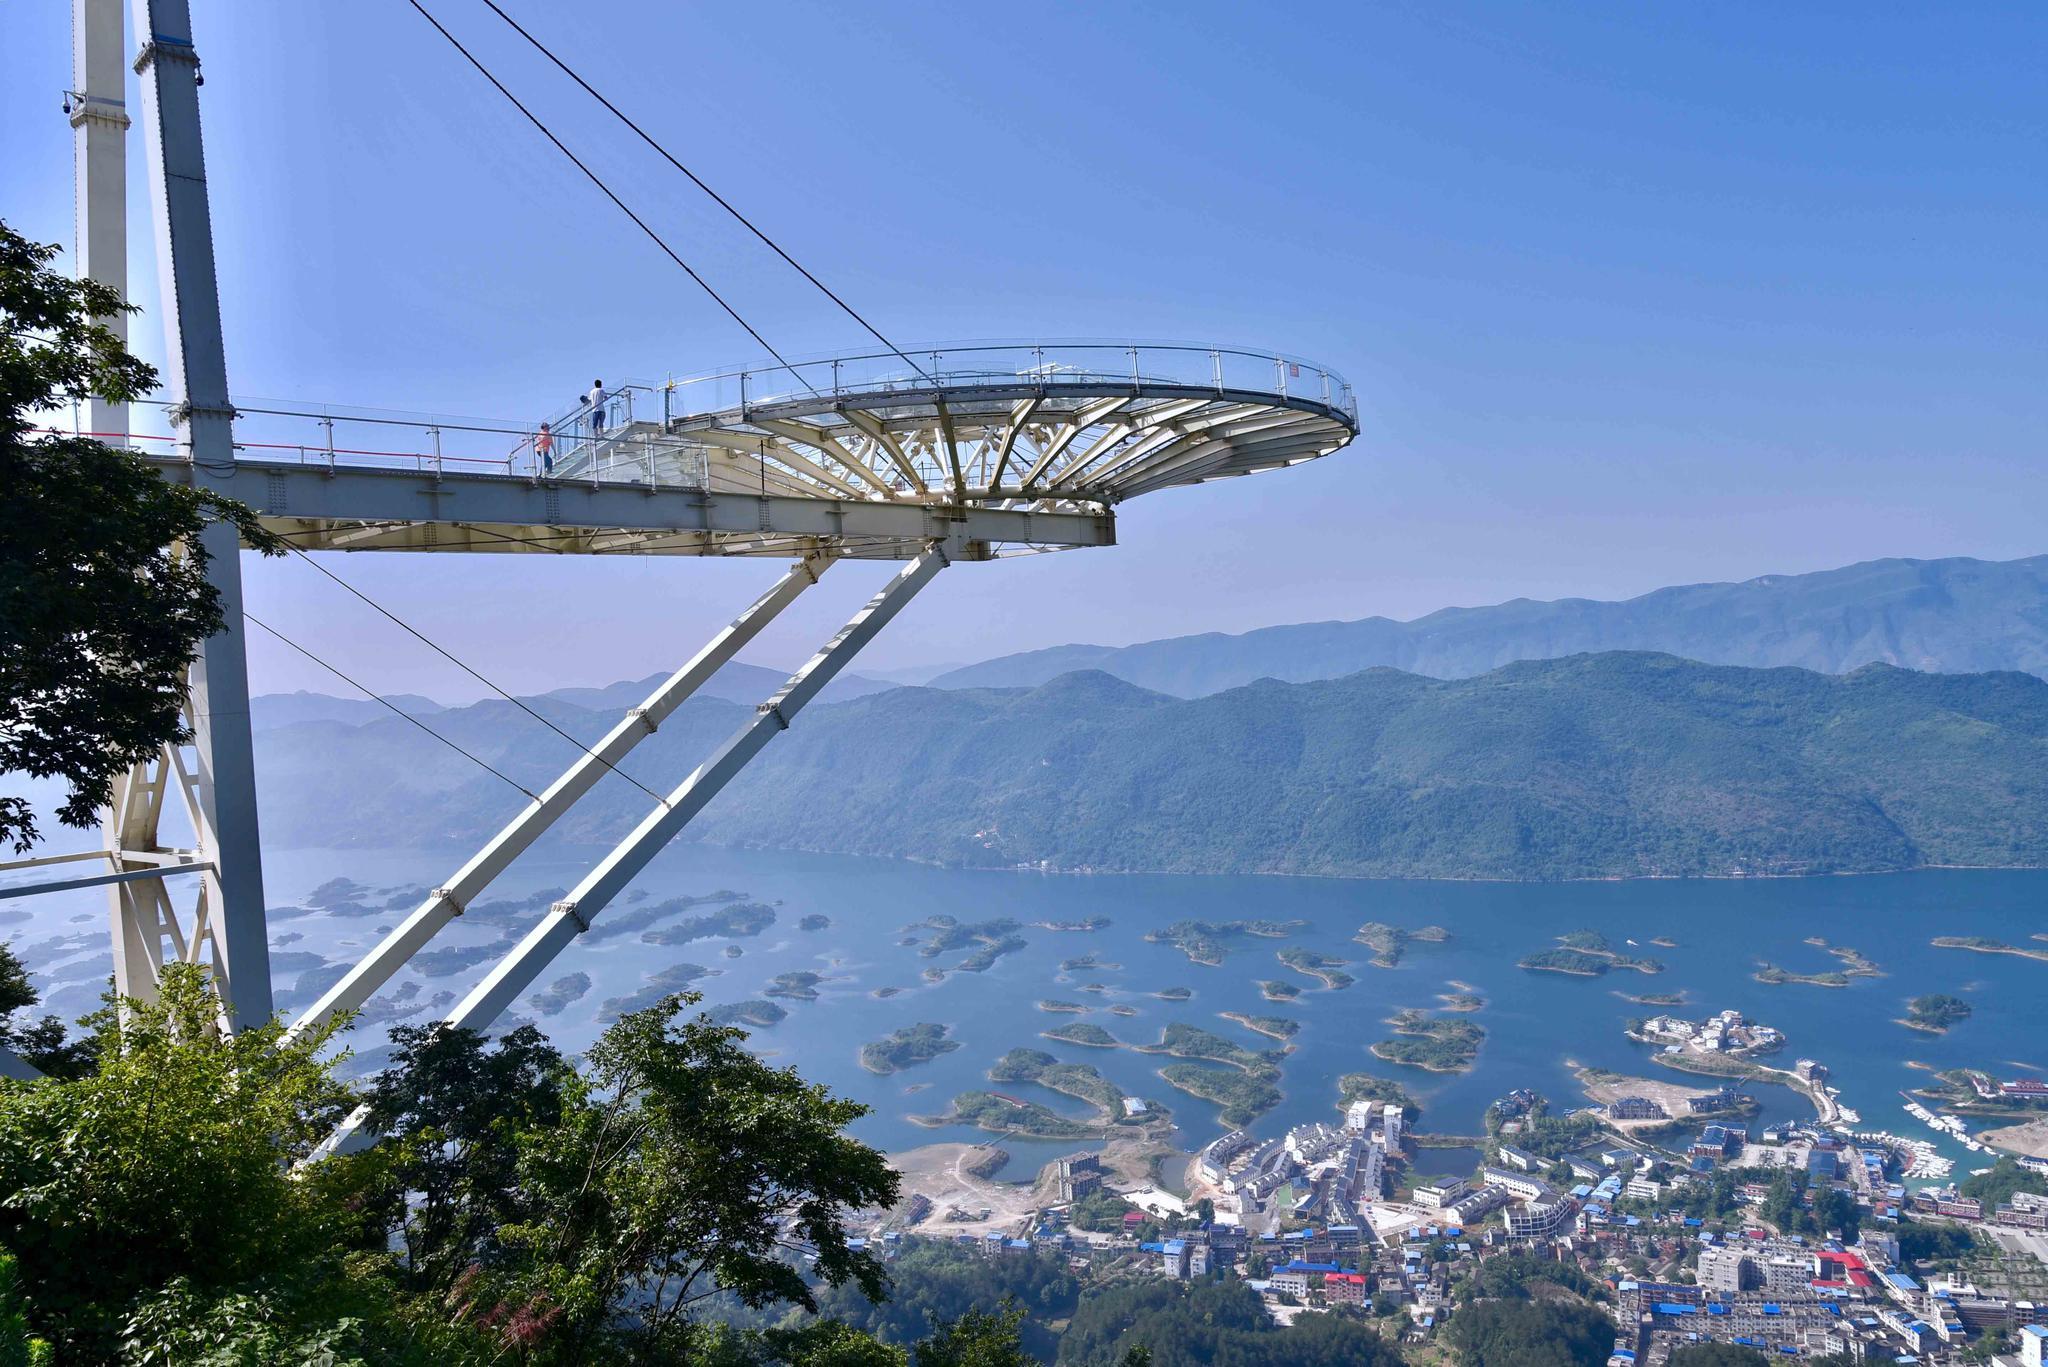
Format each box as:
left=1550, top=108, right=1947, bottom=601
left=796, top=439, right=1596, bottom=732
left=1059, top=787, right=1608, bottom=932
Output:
left=4, top=1, right=2043, bottom=699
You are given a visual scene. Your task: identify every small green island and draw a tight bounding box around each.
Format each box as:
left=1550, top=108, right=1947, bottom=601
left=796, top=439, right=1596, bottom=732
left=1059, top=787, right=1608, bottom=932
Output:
left=860, top=1022, right=961, bottom=1074
left=1276, top=947, right=1355, bottom=990
left=1135, top=1022, right=1286, bottom=1070
left=1371, top=1010, right=1485, bottom=1073
left=1037, top=999, right=1090, bottom=1014
left=1520, top=931, right=1664, bottom=977
left=1108, top=1004, right=1139, bottom=1017
left=1152, top=986, right=1192, bottom=1001
left=796, top=913, right=831, bottom=932
left=764, top=971, right=826, bottom=1001
left=903, top=915, right=1028, bottom=975
left=1157, top=1063, right=1281, bottom=1126
left=871, top=986, right=904, bottom=999
left=1931, top=935, right=2048, bottom=964
left=721, top=944, right=744, bottom=959
left=1351, top=921, right=1452, bottom=968
left=1060, top=953, right=1120, bottom=972
left=1221, top=1012, right=1300, bottom=1041
left=1043, top=1021, right=1120, bottom=1048
left=702, top=998, right=787, bottom=1029
left=1257, top=979, right=1302, bottom=1002
left=1031, top=917, right=1110, bottom=932
left=926, top=1092, right=1101, bottom=1140
left=1900, top=994, right=1973, bottom=1034
left=1755, top=941, right=1883, bottom=987
left=1144, top=918, right=1310, bottom=966
left=639, top=900, right=777, bottom=945
left=987, top=1048, right=1167, bottom=1130
left=1617, top=991, right=1686, bottom=1006
left=1437, top=989, right=1485, bottom=1012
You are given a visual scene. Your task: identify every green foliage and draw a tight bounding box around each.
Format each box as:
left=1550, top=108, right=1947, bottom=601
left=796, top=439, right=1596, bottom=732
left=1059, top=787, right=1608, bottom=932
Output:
left=1960, top=1156, right=2048, bottom=1209
left=1371, top=1015, right=1483, bottom=1072
left=1897, top=1219, right=1976, bottom=1264
left=1442, top=1298, right=1614, bottom=1367
left=0, top=944, right=90, bottom=1079
left=862, top=1022, right=963, bottom=1074
left=1905, top=993, right=1972, bottom=1029
left=1456, top=1253, right=1601, bottom=1303
left=0, top=1253, right=50, bottom=1367
left=1067, top=1190, right=1139, bottom=1233
left=1157, top=1063, right=1282, bottom=1126
left=1054, top=1279, right=1401, bottom=1366
left=1336, top=1072, right=1421, bottom=1122
left=0, top=966, right=352, bottom=1357
left=0, top=219, right=282, bottom=853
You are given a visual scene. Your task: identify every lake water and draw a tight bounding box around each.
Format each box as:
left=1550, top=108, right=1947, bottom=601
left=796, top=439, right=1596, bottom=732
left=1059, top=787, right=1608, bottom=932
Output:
left=13, top=841, right=2046, bottom=1172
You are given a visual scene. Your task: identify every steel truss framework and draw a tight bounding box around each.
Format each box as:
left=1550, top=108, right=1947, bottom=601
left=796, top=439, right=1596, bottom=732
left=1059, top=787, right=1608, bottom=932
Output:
left=4, top=0, right=1359, bottom=1102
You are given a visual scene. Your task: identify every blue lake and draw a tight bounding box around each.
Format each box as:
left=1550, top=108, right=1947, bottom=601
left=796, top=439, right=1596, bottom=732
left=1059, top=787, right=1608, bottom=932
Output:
left=15, top=842, right=2047, bottom=1171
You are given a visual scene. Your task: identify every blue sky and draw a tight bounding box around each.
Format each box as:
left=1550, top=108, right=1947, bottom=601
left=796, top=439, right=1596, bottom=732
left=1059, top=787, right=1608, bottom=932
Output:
left=4, top=1, right=2043, bottom=697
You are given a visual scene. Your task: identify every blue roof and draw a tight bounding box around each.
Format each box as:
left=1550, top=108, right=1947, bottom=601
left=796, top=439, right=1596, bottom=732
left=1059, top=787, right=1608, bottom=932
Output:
left=1162, top=1239, right=1186, bottom=1253
left=1656, top=1303, right=1698, bottom=1316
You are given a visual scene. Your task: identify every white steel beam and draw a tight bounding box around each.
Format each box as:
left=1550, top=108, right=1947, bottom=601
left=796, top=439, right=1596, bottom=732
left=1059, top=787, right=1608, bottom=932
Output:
left=131, top=0, right=272, bottom=1028
left=284, top=551, right=839, bottom=1043
left=71, top=0, right=130, bottom=442
left=441, top=542, right=952, bottom=1035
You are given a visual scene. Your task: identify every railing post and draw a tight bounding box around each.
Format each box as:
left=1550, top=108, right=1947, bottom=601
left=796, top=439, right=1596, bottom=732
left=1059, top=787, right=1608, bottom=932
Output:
left=428, top=425, right=443, bottom=475
left=1321, top=370, right=1331, bottom=404
left=1275, top=357, right=1287, bottom=398
left=1212, top=349, right=1223, bottom=395
left=832, top=358, right=842, bottom=393
left=320, top=415, right=335, bottom=472
left=739, top=369, right=749, bottom=420
left=1129, top=345, right=1140, bottom=394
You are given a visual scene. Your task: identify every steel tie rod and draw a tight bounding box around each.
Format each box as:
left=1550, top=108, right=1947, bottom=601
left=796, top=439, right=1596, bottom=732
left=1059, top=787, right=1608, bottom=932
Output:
left=285, top=550, right=840, bottom=1045
left=309, top=540, right=952, bottom=1159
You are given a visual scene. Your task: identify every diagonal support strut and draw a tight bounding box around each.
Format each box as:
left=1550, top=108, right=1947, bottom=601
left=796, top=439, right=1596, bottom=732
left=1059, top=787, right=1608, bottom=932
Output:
left=285, top=550, right=840, bottom=1044
left=436, top=540, right=951, bottom=1036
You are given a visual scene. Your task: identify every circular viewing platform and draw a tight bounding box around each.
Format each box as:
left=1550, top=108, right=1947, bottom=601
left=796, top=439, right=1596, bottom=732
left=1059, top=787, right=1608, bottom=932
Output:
left=556, top=340, right=1360, bottom=510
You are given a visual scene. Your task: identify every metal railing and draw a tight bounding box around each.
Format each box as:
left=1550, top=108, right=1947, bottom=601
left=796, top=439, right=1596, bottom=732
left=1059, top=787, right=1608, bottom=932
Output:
left=58, top=339, right=1350, bottom=493
left=656, top=340, right=1357, bottom=424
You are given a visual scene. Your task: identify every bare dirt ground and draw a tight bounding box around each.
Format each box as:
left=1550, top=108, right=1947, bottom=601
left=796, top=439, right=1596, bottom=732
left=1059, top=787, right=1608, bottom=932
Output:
left=1572, top=1063, right=1724, bottom=1132
left=886, top=1143, right=1044, bottom=1237
left=1982, top=1115, right=2048, bottom=1160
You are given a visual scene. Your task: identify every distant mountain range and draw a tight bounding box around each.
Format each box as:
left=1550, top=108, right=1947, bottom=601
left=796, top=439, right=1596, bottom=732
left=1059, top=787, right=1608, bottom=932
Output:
left=252, top=652, right=2048, bottom=881
left=929, top=555, right=2048, bottom=696
left=250, top=662, right=892, bottom=731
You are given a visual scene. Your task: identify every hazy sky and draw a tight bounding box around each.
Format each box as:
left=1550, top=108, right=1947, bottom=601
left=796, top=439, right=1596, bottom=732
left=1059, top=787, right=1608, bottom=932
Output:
left=5, top=2, right=2043, bottom=700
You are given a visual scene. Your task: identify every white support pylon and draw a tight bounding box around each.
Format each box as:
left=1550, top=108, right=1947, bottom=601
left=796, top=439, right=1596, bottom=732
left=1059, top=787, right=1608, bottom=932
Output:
left=71, top=0, right=129, bottom=442
left=285, top=550, right=840, bottom=1045
left=126, top=0, right=273, bottom=1029
left=438, top=541, right=952, bottom=1035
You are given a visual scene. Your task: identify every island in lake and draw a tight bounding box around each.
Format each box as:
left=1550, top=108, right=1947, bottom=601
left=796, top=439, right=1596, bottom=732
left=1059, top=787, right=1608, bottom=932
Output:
left=1754, top=941, right=1883, bottom=987
left=1221, top=1011, right=1300, bottom=1042
left=1257, top=979, right=1302, bottom=1002
left=1144, top=918, right=1310, bottom=966
left=796, top=913, right=831, bottom=932
left=703, top=998, right=787, bottom=1029
left=1932, top=935, right=2048, bottom=964
left=1060, top=953, right=1120, bottom=972
left=902, top=914, right=1028, bottom=977
left=1152, top=986, right=1192, bottom=1001
left=988, top=1048, right=1167, bottom=1130
left=764, top=970, right=825, bottom=1001
left=1520, top=930, right=1664, bottom=976
left=1351, top=921, right=1451, bottom=968
left=1031, top=917, right=1110, bottom=932
left=1898, top=993, right=1973, bottom=1034
left=1276, top=947, right=1355, bottom=990
left=1043, top=1021, right=1120, bottom=1048
left=1037, top=999, right=1089, bottom=1014
left=860, top=1022, right=961, bottom=1074
left=1371, top=1010, right=1484, bottom=1073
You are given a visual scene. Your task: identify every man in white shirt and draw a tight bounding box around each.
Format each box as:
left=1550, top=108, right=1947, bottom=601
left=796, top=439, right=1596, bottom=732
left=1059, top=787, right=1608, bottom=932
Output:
left=587, top=379, right=609, bottom=437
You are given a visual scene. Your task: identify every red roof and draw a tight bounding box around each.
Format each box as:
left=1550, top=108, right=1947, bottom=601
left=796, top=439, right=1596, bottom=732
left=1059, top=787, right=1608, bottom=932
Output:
left=1122, top=1211, right=1146, bottom=1224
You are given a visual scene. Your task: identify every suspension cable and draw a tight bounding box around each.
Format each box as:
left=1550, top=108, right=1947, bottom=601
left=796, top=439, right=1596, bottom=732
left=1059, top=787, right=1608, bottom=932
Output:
left=476, top=0, right=932, bottom=384
left=244, top=612, right=540, bottom=801
left=404, top=0, right=812, bottom=387
left=282, top=546, right=669, bottom=806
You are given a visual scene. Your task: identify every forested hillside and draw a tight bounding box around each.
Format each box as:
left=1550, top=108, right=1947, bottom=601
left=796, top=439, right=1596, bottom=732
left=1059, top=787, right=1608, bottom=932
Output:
left=254, top=653, right=2048, bottom=881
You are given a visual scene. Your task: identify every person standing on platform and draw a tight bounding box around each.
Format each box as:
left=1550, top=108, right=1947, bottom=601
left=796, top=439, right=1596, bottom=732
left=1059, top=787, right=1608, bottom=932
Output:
left=535, top=420, right=555, bottom=475
left=587, top=379, right=609, bottom=442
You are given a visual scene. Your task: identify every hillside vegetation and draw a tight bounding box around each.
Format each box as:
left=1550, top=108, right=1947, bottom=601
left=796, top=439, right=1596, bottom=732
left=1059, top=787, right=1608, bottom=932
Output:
left=253, top=652, right=2048, bottom=881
